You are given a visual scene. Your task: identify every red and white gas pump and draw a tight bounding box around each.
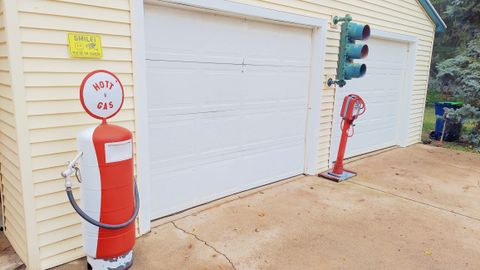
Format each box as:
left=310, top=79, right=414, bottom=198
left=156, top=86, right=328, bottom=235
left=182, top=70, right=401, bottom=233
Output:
left=320, top=94, right=366, bottom=182
left=61, top=70, right=139, bottom=270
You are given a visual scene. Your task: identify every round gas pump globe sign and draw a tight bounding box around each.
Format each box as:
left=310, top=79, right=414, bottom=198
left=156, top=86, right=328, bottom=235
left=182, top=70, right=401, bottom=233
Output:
left=80, top=70, right=124, bottom=120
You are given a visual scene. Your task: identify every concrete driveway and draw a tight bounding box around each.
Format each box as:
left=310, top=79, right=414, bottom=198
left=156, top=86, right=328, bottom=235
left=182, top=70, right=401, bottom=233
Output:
left=57, top=144, right=480, bottom=270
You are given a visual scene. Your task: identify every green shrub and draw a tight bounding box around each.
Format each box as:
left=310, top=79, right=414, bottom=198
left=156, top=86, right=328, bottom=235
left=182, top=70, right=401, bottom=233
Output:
left=432, top=0, right=480, bottom=150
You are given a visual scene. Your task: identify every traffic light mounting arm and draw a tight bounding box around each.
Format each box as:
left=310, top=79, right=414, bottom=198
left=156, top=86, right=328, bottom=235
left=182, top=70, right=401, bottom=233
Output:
left=333, top=15, right=352, bottom=25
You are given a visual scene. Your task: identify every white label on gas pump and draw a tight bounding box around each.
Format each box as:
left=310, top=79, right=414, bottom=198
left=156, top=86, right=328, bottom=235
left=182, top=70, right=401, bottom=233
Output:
left=80, top=70, right=124, bottom=120
left=105, top=139, right=132, bottom=163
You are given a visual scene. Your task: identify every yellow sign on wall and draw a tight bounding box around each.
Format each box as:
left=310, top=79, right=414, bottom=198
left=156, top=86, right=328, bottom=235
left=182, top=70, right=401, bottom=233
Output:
left=67, top=32, right=103, bottom=59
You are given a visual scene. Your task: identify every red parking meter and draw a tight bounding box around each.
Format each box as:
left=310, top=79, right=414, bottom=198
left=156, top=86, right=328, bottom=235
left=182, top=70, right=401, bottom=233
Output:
left=320, top=94, right=366, bottom=182
left=61, top=70, right=138, bottom=270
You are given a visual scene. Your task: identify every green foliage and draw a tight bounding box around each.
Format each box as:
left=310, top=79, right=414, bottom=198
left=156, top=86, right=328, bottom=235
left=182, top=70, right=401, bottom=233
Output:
left=436, top=38, right=480, bottom=107
left=446, top=104, right=480, bottom=123
left=445, top=104, right=480, bottom=149
left=430, top=0, right=480, bottom=77
left=431, top=0, right=480, bottom=149
left=465, top=123, right=480, bottom=149
left=425, top=85, right=438, bottom=106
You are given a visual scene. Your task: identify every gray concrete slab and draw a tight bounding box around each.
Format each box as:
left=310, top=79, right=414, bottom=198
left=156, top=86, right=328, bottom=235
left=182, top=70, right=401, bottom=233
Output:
left=173, top=176, right=480, bottom=269
left=348, top=144, right=480, bottom=220
left=55, top=145, right=480, bottom=270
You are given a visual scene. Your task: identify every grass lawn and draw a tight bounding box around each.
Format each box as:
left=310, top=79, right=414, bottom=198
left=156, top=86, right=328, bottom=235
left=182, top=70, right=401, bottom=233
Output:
left=422, top=106, right=476, bottom=152
left=422, top=106, right=436, bottom=135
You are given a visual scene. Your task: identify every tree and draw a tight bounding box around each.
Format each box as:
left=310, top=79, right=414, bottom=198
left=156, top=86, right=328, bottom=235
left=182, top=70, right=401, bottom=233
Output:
left=431, top=0, right=480, bottom=76
left=436, top=38, right=480, bottom=107
left=432, top=0, right=480, bottom=149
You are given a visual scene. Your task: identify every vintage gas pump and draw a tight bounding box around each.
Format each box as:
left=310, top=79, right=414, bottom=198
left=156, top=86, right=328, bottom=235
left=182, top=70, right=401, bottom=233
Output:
left=61, top=70, right=139, bottom=270
left=320, top=94, right=366, bottom=182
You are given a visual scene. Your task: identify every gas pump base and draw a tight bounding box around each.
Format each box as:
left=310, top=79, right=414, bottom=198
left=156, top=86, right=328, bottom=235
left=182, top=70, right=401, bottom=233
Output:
left=87, top=250, right=133, bottom=270
left=319, top=169, right=357, bottom=182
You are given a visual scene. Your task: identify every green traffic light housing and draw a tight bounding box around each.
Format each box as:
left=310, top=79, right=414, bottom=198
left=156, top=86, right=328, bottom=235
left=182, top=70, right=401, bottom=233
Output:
left=328, top=15, right=370, bottom=87
left=346, top=44, right=369, bottom=59
left=345, top=63, right=367, bottom=80
left=348, top=23, right=371, bottom=41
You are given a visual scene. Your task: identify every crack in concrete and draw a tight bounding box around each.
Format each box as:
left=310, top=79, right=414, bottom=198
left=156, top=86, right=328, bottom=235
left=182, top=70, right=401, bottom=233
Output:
left=171, top=221, right=237, bottom=270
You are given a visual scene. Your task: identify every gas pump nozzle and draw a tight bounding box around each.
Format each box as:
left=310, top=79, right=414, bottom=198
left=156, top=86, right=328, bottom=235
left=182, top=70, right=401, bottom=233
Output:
left=61, top=151, right=83, bottom=188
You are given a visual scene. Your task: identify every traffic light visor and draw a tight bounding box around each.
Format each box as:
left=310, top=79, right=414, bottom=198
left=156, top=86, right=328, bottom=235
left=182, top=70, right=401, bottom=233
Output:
left=346, top=44, right=369, bottom=59
left=348, top=23, right=370, bottom=40
left=345, top=63, right=367, bottom=79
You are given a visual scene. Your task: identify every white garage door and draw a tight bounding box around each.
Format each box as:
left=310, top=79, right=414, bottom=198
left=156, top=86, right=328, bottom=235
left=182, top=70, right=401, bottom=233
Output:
left=330, top=37, right=409, bottom=161
left=145, top=5, right=312, bottom=219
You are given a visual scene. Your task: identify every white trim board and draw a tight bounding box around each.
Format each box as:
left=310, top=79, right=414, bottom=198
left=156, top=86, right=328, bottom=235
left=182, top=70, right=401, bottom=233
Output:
left=371, top=29, right=417, bottom=43
left=133, top=0, right=328, bottom=231
left=328, top=28, right=418, bottom=167
left=131, top=0, right=151, bottom=235
left=304, top=23, right=328, bottom=175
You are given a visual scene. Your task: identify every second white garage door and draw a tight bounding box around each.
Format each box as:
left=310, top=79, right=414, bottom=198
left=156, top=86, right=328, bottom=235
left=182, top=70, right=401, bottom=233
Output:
left=145, top=5, right=313, bottom=219
left=330, top=37, right=409, bottom=161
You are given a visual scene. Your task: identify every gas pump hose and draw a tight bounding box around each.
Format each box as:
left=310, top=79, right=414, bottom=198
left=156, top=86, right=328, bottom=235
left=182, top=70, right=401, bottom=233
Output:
left=66, top=180, right=140, bottom=230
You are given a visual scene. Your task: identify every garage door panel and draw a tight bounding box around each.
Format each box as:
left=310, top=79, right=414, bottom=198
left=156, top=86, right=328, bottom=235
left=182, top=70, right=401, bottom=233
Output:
left=150, top=108, right=306, bottom=164
left=361, top=96, right=400, bottom=105
left=358, top=103, right=399, bottom=117
left=244, top=65, right=310, bottom=104
left=196, top=116, right=244, bottom=153
left=352, top=118, right=398, bottom=135
left=331, top=37, right=408, bottom=160
left=277, top=110, right=308, bottom=138
left=150, top=142, right=304, bottom=193
left=348, top=132, right=396, bottom=144
left=150, top=113, right=246, bottom=162
left=150, top=141, right=304, bottom=217
left=145, top=5, right=245, bottom=64
left=149, top=117, right=198, bottom=162
left=146, top=66, right=204, bottom=109
left=147, top=61, right=245, bottom=114
left=243, top=111, right=305, bottom=143
left=244, top=20, right=312, bottom=66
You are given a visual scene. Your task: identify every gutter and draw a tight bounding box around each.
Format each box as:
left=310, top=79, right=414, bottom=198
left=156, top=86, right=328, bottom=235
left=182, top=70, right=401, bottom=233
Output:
left=419, top=0, right=447, bottom=32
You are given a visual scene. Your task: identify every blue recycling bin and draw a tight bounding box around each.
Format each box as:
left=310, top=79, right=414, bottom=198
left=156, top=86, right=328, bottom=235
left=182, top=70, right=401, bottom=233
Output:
left=430, top=101, right=463, bottom=140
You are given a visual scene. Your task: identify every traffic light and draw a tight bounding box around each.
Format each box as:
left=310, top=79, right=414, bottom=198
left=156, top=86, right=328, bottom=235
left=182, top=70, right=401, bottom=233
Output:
left=328, top=15, right=370, bottom=87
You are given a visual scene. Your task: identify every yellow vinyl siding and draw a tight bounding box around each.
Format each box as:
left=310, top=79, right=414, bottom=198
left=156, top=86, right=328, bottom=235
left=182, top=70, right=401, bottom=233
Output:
left=230, top=0, right=435, bottom=170
left=12, top=0, right=136, bottom=268
left=0, top=0, right=28, bottom=264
